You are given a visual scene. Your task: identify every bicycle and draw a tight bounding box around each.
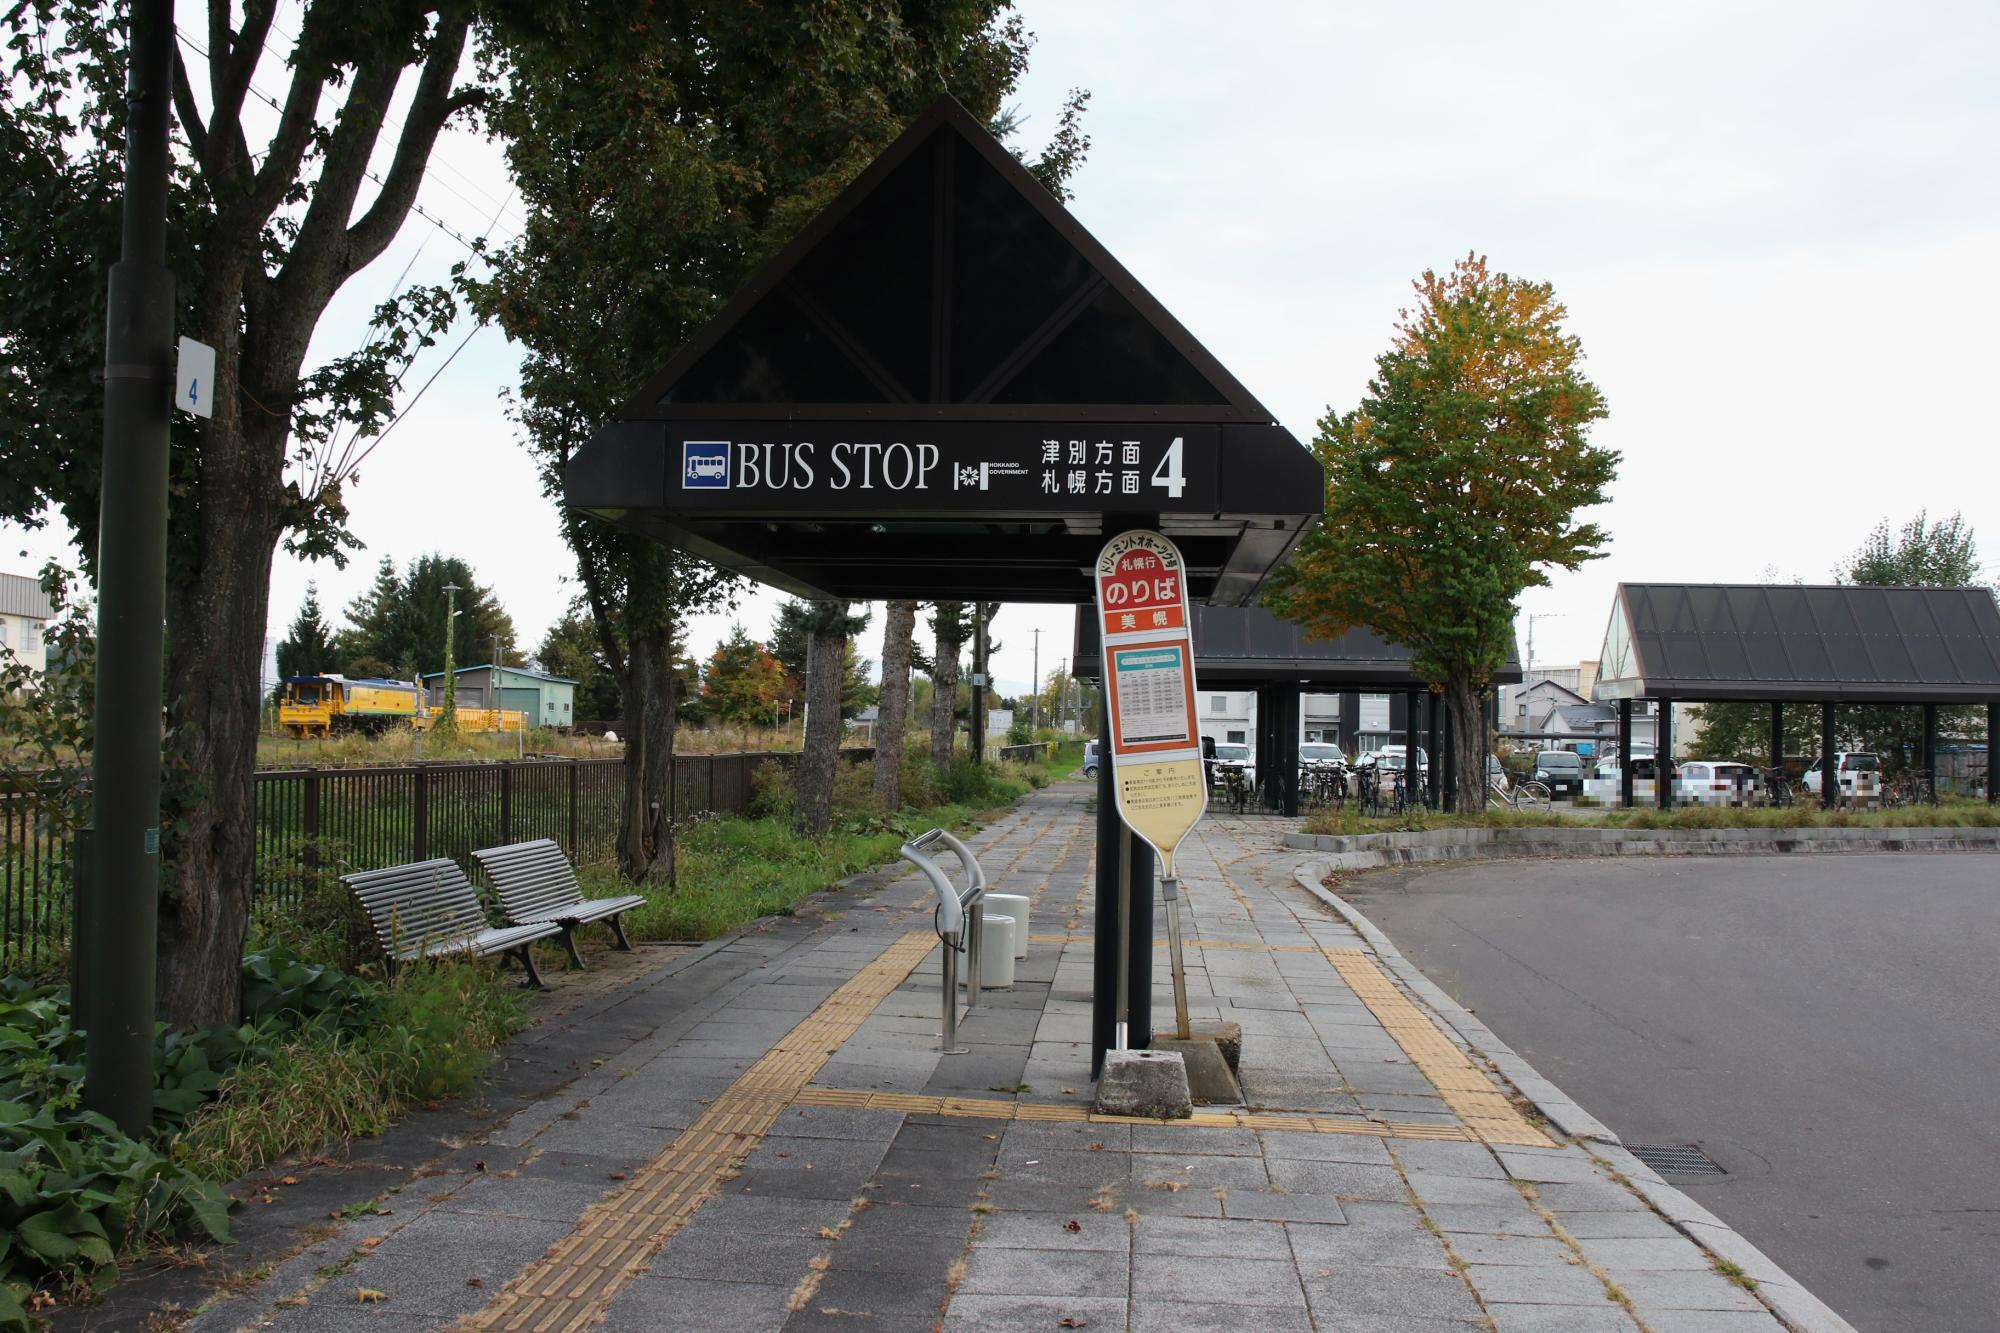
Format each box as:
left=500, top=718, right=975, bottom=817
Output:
left=1216, top=762, right=1250, bottom=815
left=1489, top=776, right=1552, bottom=809
left=1762, top=768, right=1792, bottom=808
left=1885, top=769, right=1935, bottom=808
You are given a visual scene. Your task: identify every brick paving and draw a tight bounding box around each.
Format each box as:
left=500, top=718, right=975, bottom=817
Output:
left=175, top=784, right=1829, bottom=1332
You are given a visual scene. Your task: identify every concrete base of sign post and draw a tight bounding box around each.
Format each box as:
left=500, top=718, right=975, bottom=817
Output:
left=1149, top=1034, right=1241, bottom=1106
left=1190, top=1020, right=1241, bottom=1075
left=1092, top=1048, right=1192, bottom=1119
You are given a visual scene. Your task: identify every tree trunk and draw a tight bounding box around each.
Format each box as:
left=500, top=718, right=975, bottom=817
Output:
left=873, top=599, right=917, bottom=809
left=156, top=413, right=285, bottom=1030
left=1444, top=672, right=1487, bottom=813
left=794, top=621, right=846, bottom=837
left=931, top=602, right=963, bottom=771
left=616, top=547, right=675, bottom=883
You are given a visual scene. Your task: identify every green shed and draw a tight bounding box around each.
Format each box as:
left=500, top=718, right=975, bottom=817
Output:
left=422, top=664, right=579, bottom=730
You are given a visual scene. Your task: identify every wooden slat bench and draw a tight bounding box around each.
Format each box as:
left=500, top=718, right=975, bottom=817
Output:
left=341, top=858, right=562, bottom=988
left=473, top=839, right=647, bottom=970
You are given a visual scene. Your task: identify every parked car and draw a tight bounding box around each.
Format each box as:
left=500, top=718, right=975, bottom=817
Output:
left=1801, top=752, right=1881, bottom=802
left=1533, top=749, right=1585, bottom=798
left=1082, top=739, right=1100, bottom=777
left=1298, top=742, right=1347, bottom=767
left=1486, top=754, right=1510, bottom=794
left=1374, top=744, right=1428, bottom=776
left=1677, top=760, right=1760, bottom=807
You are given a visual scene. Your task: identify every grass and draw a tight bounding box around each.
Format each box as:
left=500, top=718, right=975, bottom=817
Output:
left=580, top=744, right=1082, bottom=943
left=1300, top=796, right=2000, bottom=836
left=252, top=721, right=827, bottom=770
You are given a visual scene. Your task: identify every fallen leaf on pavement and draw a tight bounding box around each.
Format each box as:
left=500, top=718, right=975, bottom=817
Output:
left=356, top=1288, right=388, bottom=1304
left=1062, top=1219, right=1082, bottom=1233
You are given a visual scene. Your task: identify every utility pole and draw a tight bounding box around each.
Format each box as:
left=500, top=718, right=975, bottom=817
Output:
left=1031, top=627, right=1041, bottom=734
left=80, top=0, right=174, bottom=1136
left=439, top=583, right=461, bottom=735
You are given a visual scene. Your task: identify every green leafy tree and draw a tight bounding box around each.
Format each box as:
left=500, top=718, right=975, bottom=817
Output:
left=536, top=609, right=622, bottom=722
left=702, top=626, right=786, bottom=725
left=273, top=584, right=334, bottom=696
left=473, top=6, right=1087, bottom=880
left=1692, top=511, right=1988, bottom=770
left=2, top=1, right=503, bottom=1026
left=1267, top=254, right=1618, bottom=809
left=841, top=641, right=878, bottom=722
left=333, top=553, right=516, bottom=681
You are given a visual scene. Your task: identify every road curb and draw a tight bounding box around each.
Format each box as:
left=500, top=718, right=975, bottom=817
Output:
left=1284, top=822, right=2000, bottom=867
left=1294, top=860, right=1858, bottom=1333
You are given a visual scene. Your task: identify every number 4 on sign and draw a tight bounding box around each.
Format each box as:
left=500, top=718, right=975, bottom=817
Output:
left=175, top=336, right=216, bottom=420
left=1150, top=435, right=1184, bottom=498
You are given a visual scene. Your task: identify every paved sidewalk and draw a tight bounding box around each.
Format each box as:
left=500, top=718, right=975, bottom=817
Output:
left=180, top=785, right=1833, bottom=1332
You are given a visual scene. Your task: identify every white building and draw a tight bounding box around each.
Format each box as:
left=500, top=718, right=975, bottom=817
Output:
left=0, top=572, right=54, bottom=673
left=1199, top=690, right=1256, bottom=748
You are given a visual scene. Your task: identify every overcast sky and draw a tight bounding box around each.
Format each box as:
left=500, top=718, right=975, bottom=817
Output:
left=7, top=0, right=1997, bottom=702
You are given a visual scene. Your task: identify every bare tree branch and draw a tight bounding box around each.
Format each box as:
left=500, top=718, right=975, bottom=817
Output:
left=205, top=0, right=277, bottom=158
left=342, top=18, right=472, bottom=274
left=170, top=50, right=209, bottom=169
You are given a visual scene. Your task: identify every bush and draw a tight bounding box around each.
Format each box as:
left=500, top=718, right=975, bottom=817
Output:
left=747, top=758, right=794, bottom=819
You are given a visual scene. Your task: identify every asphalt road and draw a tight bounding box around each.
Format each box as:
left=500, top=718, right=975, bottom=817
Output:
left=1342, top=853, right=2000, bottom=1333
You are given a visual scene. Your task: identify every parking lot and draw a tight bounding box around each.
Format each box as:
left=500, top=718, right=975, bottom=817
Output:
left=1344, top=853, right=2000, bottom=1333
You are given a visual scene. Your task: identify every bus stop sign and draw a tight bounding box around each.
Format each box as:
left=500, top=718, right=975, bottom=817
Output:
left=1095, top=531, right=1208, bottom=878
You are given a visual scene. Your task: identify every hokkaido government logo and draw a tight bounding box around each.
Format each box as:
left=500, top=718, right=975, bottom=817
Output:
left=682, top=441, right=730, bottom=488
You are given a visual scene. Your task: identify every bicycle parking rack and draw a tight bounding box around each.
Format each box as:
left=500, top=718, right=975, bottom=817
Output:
left=900, top=828, right=987, bottom=1055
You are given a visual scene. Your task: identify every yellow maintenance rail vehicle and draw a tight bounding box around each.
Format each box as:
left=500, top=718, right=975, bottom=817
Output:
left=278, top=675, right=422, bottom=738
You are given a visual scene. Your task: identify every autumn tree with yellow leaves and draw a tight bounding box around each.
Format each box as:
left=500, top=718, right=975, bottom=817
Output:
left=1267, top=254, right=1619, bottom=810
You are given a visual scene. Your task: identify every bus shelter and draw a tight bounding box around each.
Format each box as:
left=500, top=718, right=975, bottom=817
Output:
left=1592, top=583, right=2000, bottom=807
left=566, top=97, right=1324, bottom=1074
left=1077, top=605, right=1523, bottom=814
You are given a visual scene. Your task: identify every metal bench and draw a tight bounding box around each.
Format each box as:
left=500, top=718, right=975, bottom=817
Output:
left=341, top=858, right=563, bottom=987
left=473, top=838, right=647, bottom=970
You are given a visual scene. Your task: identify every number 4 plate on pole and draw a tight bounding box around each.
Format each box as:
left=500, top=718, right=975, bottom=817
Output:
left=175, top=336, right=215, bottom=419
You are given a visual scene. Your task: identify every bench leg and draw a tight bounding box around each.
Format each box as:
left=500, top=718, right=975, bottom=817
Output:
left=514, top=945, right=547, bottom=990
left=559, top=925, right=587, bottom=971
left=607, top=913, right=633, bottom=952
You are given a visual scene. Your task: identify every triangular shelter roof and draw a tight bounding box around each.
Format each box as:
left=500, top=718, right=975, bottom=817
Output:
left=1593, top=583, right=2000, bottom=703
left=567, top=97, right=1322, bottom=604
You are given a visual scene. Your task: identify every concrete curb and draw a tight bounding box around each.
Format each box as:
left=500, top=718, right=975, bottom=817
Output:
left=1294, top=861, right=1857, bottom=1333
left=1285, top=821, right=2000, bottom=869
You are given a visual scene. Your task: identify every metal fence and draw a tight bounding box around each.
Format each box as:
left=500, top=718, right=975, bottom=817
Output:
left=3, top=749, right=872, bottom=973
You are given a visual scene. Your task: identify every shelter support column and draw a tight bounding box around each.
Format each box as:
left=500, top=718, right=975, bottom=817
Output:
left=1989, top=703, right=1998, bottom=804
left=1271, top=688, right=1302, bottom=817
left=1618, top=699, right=1634, bottom=808
left=1427, top=693, right=1443, bottom=808
left=1770, top=702, right=1785, bottom=773
left=1921, top=704, right=1938, bottom=803
left=1657, top=698, right=1674, bottom=809
left=1442, top=700, right=1457, bottom=813
left=1821, top=704, right=1838, bottom=810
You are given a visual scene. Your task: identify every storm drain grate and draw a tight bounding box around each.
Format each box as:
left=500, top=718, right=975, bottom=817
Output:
left=1627, top=1143, right=1726, bottom=1177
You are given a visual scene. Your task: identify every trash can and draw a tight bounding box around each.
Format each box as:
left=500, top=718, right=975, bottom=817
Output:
left=978, top=914, right=1016, bottom=988
left=985, top=893, right=1030, bottom=959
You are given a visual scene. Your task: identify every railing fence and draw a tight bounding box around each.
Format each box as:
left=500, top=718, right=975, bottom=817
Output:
left=3, top=749, right=870, bottom=972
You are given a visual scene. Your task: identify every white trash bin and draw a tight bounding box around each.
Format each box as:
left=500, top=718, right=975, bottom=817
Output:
left=977, top=914, right=1016, bottom=988
left=984, top=893, right=1030, bottom=959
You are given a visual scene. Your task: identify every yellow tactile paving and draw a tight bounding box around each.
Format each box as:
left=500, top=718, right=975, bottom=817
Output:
left=1322, top=948, right=1554, bottom=1148
left=465, top=931, right=938, bottom=1333
left=1027, top=932, right=1319, bottom=953
left=790, top=1086, right=1479, bottom=1141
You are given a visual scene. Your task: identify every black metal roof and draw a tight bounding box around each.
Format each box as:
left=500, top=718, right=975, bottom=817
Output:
left=1075, top=604, right=1523, bottom=689
left=1593, top=583, right=2000, bottom=703
left=565, top=96, right=1322, bottom=605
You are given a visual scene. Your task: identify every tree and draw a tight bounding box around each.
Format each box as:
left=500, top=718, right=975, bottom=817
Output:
left=793, top=603, right=871, bottom=837
left=473, top=7, right=1088, bottom=881
left=1267, top=254, right=1618, bottom=810
left=1691, top=511, right=1987, bottom=770
left=702, top=626, right=786, bottom=725
left=841, top=641, right=878, bottom=721
left=3, top=2, right=499, bottom=1027
left=333, top=553, right=516, bottom=681
left=273, top=584, right=334, bottom=694
left=873, top=600, right=918, bottom=808
left=930, top=602, right=967, bottom=770
left=536, top=609, right=622, bottom=721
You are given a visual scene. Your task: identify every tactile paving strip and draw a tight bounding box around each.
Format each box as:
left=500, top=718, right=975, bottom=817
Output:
left=466, top=931, right=938, bottom=1333
left=791, top=1086, right=1478, bottom=1141
left=1027, top=933, right=1321, bottom=953
left=1322, top=948, right=1554, bottom=1148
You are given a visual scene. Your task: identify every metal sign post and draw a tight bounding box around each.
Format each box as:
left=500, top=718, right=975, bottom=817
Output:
left=1094, top=531, right=1207, bottom=1043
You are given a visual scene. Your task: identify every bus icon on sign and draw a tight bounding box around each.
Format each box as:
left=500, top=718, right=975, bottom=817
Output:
left=682, top=441, right=730, bottom=488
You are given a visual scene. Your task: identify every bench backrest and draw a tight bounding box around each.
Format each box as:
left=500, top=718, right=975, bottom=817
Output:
left=472, top=839, right=583, bottom=922
left=341, top=858, right=491, bottom=956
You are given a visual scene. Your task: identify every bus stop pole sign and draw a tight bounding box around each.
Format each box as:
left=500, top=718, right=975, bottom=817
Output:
left=1094, top=530, right=1206, bottom=1042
